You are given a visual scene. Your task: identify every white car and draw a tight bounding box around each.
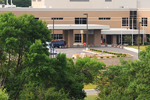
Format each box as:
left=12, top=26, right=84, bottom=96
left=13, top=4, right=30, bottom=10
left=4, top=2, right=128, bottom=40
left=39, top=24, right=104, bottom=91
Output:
left=50, top=48, right=57, bottom=55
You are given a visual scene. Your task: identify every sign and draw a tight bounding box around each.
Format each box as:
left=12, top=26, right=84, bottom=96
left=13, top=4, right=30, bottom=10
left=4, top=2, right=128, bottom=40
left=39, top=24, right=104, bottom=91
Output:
left=84, top=42, right=86, bottom=45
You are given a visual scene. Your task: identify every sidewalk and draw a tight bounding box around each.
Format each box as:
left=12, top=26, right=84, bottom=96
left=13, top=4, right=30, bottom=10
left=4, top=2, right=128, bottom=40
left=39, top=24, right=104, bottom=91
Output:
left=124, top=47, right=141, bottom=53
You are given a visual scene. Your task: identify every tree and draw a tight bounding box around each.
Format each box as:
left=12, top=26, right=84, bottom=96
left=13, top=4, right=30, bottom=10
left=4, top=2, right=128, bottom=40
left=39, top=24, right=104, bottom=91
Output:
left=124, top=35, right=132, bottom=45
left=0, top=12, right=51, bottom=99
left=96, top=46, right=150, bottom=100
left=0, top=88, right=8, bottom=100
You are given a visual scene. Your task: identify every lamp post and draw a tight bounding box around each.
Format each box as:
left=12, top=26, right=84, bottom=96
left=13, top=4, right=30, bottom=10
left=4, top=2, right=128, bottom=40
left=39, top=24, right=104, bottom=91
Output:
left=84, top=13, right=88, bottom=50
left=138, top=22, right=142, bottom=58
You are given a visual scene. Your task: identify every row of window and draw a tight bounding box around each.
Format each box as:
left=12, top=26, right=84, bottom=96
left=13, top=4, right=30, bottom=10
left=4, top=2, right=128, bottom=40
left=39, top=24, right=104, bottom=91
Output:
left=122, top=17, right=148, bottom=26
left=51, top=34, right=81, bottom=43
left=35, top=17, right=148, bottom=26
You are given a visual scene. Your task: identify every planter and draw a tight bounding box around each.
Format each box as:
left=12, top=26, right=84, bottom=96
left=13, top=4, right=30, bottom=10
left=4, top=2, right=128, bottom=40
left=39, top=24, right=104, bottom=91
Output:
left=105, top=44, right=107, bottom=47
left=121, top=46, right=124, bottom=49
left=77, top=44, right=79, bottom=47
left=111, top=44, right=114, bottom=47
left=115, top=44, right=117, bottom=47
left=118, top=45, right=120, bottom=48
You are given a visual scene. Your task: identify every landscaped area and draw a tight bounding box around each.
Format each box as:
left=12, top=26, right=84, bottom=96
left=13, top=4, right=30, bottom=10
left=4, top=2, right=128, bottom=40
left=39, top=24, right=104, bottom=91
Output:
left=125, top=45, right=148, bottom=51
left=85, top=95, right=98, bottom=100
left=84, top=83, right=97, bottom=89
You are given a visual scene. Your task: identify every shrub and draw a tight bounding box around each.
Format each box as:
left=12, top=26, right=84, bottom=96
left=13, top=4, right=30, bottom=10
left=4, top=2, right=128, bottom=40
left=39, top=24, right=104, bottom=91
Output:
left=112, top=56, right=115, bottom=58
left=117, top=55, right=120, bottom=57
left=128, top=42, right=132, bottom=45
left=144, top=42, right=148, bottom=45
left=106, top=56, right=109, bottom=58
left=134, top=43, right=137, bottom=45
left=122, top=54, right=126, bottom=57
left=101, top=57, right=103, bottom=59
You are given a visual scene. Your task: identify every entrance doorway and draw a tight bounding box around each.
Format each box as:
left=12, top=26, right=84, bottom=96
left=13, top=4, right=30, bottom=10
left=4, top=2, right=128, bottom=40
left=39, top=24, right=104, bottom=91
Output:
left=106, top=35, right=112, bottom=44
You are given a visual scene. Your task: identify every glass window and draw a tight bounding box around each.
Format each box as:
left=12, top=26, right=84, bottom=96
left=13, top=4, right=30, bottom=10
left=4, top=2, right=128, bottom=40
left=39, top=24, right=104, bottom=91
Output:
left=51, top=18, right=63, bottom=20
left=75, top=18, right=87, bottom=24
left=99, top=17, right=111, bottom=20
left=122, top=18, right=128, bottom=26
left=51, top=34, right=63, bottom=39
left=75, top=34, right=81, bottom=43
left=142, top=18, right=147, bottom=26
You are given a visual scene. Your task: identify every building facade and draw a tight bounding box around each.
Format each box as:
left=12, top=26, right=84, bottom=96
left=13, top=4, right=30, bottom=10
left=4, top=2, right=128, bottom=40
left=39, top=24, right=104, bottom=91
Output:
left=0, top=0, right=150, bottom=47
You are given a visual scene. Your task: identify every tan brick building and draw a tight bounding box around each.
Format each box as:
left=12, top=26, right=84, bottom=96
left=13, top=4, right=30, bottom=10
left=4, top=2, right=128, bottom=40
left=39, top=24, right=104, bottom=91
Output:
left=0, top=0, right=150, bottom=47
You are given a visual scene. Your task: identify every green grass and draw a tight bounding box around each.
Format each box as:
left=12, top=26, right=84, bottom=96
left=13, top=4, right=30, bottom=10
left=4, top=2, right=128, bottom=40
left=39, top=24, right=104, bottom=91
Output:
left=84, top=95, right=98, bottom=100
left=125, top=46, right=147, bottom=51
left=84, top=83, right=97, bottom=89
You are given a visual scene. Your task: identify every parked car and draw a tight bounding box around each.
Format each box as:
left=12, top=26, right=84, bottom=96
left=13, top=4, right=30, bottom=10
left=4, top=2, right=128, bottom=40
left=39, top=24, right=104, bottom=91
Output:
left=50, top=48, right=57, bottom=55
left=49, top=39, right=66, bottom=48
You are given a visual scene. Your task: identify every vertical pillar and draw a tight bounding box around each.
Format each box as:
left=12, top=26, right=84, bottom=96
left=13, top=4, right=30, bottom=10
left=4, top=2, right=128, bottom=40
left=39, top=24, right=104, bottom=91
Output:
left=112, top=35, right=117, bottom=44
left=68, top=30, right=73, bottom=47
left=81, top=34, right=83, bottom=44
left=94, top=30, right=101, bottom=46
left=63, top=30, right=68, bottom=47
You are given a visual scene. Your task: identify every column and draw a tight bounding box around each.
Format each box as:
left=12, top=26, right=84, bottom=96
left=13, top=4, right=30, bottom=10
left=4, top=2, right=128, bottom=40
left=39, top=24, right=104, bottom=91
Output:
left=68, top=30, right=73, bottom=47
left=112, top=35, right=117, bottom=44
left=94, top=30, right=101, bottom=46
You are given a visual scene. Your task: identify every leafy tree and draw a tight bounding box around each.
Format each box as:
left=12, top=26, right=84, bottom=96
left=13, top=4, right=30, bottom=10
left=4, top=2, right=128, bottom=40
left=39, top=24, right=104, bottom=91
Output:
left=96, top=46, right=150, bottom=100
left=124, top=35, right=132, bottom=45
left=0, top=12, right=51, bottom=99
left=0, top=87, right=8, bottom=100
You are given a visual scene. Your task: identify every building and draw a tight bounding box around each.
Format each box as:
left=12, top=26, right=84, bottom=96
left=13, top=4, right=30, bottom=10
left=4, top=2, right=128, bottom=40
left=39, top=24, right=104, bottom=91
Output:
left=0, top=0, right=150, bottom=47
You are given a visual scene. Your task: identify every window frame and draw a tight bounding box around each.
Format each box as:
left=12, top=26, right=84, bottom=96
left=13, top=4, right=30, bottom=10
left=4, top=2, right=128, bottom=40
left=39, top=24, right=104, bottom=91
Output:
left=142, top=18, right=147, bottom=27
left=75, top=34, right=81, bottom=43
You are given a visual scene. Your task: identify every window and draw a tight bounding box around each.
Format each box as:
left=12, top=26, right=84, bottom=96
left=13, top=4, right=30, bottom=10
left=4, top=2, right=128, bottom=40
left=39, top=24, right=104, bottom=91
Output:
left=70, top=0, right=89, bottom=2
left=35, top=18, right=39, bottom=21
left=51, top=18, right=63, bottom=20
left=130, top=11, right=137, bottom=29
left=122, top=18, right=128, bottom=26
left=105, top=0, right=112, bottom=2
left=51, top=34, right=63, bottom=39
left=142, top=18, right=147, bottom=26
left=75, top=18, right=87, bottom=24
left=75, top=34, right=81, bottom=43
left=99, top=17, right=111, bottom=20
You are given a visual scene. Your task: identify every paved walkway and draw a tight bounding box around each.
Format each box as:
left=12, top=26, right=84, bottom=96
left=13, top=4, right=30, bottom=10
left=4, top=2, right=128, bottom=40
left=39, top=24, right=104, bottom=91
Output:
left=124, top=47, right=141, bottom=53
left=84, top=89, right=100, bottom=95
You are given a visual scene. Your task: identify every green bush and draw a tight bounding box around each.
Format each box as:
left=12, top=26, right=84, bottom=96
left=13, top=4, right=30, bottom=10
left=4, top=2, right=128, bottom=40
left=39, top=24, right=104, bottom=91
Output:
left=117, top=55, right=120, bottom=57
left=144, top=42, right=149, bottom=45
left=106, top=56, right=109, bottom=58
left=101, top=57, right=103, bottom=59
left=134, top=43, right=137, bottom=45
left=128, top=42, right=132, bottom=45
left=112, top=56, right=115, bottom=58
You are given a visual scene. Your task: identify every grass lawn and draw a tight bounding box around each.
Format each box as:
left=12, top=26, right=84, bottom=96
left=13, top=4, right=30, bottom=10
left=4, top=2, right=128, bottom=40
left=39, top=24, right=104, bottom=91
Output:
left=84, top=83, right=97, bottom=89
left=84, top=95, right=98, bottom=100
left=125, top=46, right=147, bottom=51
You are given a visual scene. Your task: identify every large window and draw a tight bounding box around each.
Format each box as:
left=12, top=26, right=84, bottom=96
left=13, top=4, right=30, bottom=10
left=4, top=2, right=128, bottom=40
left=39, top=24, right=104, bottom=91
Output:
left=35, top=18, right=39, bottom=21
left=75, top=34, right=81, bottom=43
left=122, top=18, right=128, bottom=26
left=130, top=11, right=137, bottom=29
left=75, top=18, right=87, bottom=24
left=142, top=18, right=147, bottom=26
left=51, top=18, right=63, bottom=20
left=51, top=34, right=63, bottom=39
left=99, top=17, right=111, bottom=20
left=70, top=0, right=89, bottom=2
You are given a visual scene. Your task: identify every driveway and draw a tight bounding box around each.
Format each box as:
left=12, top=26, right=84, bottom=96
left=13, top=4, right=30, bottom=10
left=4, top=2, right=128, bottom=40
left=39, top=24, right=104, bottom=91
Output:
left=56, top=46, right=138, bottom=60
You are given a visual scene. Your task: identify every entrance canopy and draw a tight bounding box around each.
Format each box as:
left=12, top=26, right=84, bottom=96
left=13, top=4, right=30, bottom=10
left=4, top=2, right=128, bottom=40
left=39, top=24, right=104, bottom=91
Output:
left=101, top=28, right=146, bottom=35
left=48, top=24, right=109, bottom=30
